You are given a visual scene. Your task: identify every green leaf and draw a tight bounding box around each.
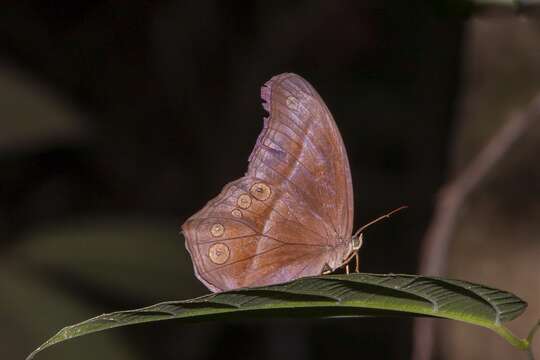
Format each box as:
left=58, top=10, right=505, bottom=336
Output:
left=27, top=273, right=537, bottom=359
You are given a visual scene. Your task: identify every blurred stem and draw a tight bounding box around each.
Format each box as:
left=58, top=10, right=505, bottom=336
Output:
left=492, top=325, right=529, bottom=350
left=490, top=323, right=539, bottom=360
left=528, top=321, right=540, bottom=360
left=420, top=95, right=540, bottom=277
left=414, top=91, right=540, bottom=360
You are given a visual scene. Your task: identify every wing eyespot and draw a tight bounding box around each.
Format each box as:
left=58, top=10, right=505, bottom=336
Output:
left=231, top=209, right=242, bottom=218
left=208, top=243, right=230, bottom=264
left=210, top=223, right=225, bottom=237
left=250, top=182, right=271, bottom=201
left=237, top=194, right=252, bottom=209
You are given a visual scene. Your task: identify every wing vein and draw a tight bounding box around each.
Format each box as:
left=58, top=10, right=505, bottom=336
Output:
left=254, top=149, right=337, bottom=236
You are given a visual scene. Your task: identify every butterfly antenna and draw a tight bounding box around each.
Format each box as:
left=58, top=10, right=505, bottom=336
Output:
left=353, top=205, right=408, bottom=239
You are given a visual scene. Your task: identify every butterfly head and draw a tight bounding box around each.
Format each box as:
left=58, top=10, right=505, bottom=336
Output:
left=351, top=233, right=363, bottom=251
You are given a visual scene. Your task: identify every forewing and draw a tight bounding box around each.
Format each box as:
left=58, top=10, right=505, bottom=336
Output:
left=250, top=73, right=354, bottom=239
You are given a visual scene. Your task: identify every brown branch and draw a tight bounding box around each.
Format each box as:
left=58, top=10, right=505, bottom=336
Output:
left=413, top=92, right=540, bottom=360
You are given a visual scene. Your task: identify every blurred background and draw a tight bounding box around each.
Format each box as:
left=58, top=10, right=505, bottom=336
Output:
left=1, top=1, right=539, bottom=360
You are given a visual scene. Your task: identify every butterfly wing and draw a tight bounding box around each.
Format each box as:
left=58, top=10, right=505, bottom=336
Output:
left=252, top=73, right=354, bottom=238
left=182, top=73, right=353, bottom=292
left=182, top=176, right=337, bottom=292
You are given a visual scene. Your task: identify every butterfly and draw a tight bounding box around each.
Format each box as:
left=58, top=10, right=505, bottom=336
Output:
left=182, top=73, right=403, bottom=292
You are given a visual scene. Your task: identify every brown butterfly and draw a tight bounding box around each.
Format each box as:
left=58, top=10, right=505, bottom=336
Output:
left=182, top=73, right=403, bottom=292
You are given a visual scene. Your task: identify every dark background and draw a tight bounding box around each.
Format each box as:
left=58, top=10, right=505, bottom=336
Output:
left=1, top=2, right=538, bottom=360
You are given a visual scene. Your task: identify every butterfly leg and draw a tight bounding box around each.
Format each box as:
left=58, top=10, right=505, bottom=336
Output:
left=355, top=253, right=360, bottom=273
left=345, top=264, right=350, bottom=274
